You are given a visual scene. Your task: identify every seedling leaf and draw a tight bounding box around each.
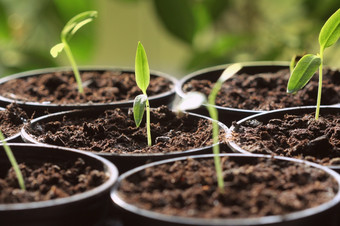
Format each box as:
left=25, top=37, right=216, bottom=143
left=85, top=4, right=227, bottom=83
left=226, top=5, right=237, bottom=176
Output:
left=217, top=63, right=242, bottom=84
left=50, top=43, right=65, bottom=58
left=61, top=11, right=98, bottom=41
left=176, top=92, right=206, bottom=112
left=287, top=54, right=321, bottom=94
left=133, top=94, right=147, bottom=127
left=135, top=42, right=150, bottom=94
left=319, top=8, right=340, bottom=51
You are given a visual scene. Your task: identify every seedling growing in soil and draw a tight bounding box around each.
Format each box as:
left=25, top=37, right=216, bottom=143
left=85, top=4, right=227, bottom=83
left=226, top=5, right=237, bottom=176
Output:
left=133, top=42, right=152, bottom=146
left=177, top=63, right=242, bottom=192
left=50, top=11, right=98, bottom=94
left=287, top=8, right=340, bottom=120
left=0, top=131, right=25, bottom=190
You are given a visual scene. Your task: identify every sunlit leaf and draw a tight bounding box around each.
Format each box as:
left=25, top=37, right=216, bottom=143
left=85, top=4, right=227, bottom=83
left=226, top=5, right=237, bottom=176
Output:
left=50, top=43, right=65, bottom=58
left=287, top=54, right=321, bottom=94
left=217, top=63, right=242, bottom=83
left=135, top=42, right=150, bottom=94
left=176, top=92, right=206, bottom=112
left=133, top=94, right=147, bottom=127
left=319, top=8, right=340, bottom=51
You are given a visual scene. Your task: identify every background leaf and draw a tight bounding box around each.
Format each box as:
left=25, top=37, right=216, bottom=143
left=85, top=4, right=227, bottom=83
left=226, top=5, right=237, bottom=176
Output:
left=287, top=54, right=321, bottom=93
left=133, top=94, right=147, bottom=127
left=135, top=42, right=150, bottom=94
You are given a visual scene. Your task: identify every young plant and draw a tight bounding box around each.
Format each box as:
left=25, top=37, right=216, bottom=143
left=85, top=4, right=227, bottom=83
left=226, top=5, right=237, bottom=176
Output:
left=133, top=42, right=152, bottom=147
left=287, top=8, right=340, bottom=120
left=0, top=131, right=25, bottom=190
left=177, top=63, right=242, bottom=192
left=50, top=11, right=98, bottom=94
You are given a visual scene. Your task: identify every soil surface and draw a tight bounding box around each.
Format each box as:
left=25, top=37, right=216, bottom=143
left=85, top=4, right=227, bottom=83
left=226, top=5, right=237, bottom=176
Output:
left=0, top=158, right=107, bottom=203
left=0, top=70, right=173, bottom=104
left=0, top=103, right=28, bottom=138
left=183, top=68, right=340, bottom=110
left=231, top=112, right=340, bottom=166
left=118, top=156, right=338, bottom=219
left=26, top=106, right=225, bottom=154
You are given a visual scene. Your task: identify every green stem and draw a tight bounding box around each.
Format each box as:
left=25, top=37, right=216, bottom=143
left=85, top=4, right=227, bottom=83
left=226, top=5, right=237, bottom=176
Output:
left=315, top=49, right=323, bottom=120
left=63, top=41, right=84, bottom=94
left=0, top=131, right=25, bottom=190
left=207, top=80, right=224, bottom=193
left=146, top=98, right=152, bottom=146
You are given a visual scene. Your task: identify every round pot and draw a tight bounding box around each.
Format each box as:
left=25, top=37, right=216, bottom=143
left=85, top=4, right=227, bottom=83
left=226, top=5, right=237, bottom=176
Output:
left=227, top=106, right=340, bottom=172
left=0, top=143, right=118, bottom=226
left=0, top=66, right=177, bottom=117
left=0, top=104, right=29, bottom=143
left=176, top=61, right=340, bottom=127
left=111, top=153, right=340, bottom=226
left=20, top=107, right=230, bottom=174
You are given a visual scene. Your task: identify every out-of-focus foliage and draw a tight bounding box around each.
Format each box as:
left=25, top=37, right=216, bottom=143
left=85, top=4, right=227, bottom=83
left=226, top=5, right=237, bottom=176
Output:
left=0, top=0, right=95, bottom=77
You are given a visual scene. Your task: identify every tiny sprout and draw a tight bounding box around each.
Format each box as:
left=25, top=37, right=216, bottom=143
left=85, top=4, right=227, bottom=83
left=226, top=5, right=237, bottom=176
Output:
left=177, top=63, right=242, bottom=192
left=133, top=42, right=152, bottom=146
left=288, top=8, right=340, bottom=120
left=50, top=11, right=98, bottom=94
left=0, top=131, right=25, bottom=190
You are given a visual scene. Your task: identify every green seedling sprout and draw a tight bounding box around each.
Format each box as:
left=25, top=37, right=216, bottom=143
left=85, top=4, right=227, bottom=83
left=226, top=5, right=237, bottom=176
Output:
left=0, top=131, right=25, bottom=190
left=177, top=63, right=242, bottom=192
left=133, top=42, right=152, bottom=146
left=50, top=11, right=98, bottom=94
left=287, top=8, right=340, bottom=120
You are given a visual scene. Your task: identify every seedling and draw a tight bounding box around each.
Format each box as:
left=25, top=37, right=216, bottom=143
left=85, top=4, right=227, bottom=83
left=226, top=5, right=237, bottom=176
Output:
left=133, top=42, right=152, bottom=146
left=0, top=131, right=25, bottom=190
left=50, top=11, right=98, bottom=94
left=287, top=8, right=340, bottom=120
left=177, top=63, right=242, bottom=192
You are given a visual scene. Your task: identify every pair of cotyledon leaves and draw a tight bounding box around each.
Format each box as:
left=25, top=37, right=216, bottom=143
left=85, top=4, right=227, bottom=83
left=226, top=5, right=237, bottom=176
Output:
left=287, top=8, right=340, bottom=94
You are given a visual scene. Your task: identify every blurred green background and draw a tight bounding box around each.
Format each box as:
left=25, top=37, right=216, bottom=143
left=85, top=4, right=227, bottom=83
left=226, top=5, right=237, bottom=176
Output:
left=0, top=0, right=339, bottom=78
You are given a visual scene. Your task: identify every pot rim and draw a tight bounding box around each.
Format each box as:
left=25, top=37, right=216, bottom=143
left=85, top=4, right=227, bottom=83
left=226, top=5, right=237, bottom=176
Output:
left=0, top=66, right=177, bottom=107
left=21, top=107, right=228, bottom=157
left=0, top=143, right=119, bottom=211
left=111, top=153, right=340, bottom=226
left=227, top=105, right=340, bottom=171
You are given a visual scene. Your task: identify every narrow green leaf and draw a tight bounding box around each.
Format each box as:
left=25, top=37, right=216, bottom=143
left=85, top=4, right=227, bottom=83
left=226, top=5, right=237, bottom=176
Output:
left=133, top=94, right=147, bottom=127
left=61, top=11, right=98, bottom=41
left=287, top=54, right=321, bottom=93
left=135, top=42, right=150, bottom=94
left=50, top=43, right=65, bottom=58
left=176, top=92, right=206, bottom=112
left=290, top=55, right=297, bottom=73
left=319, top=8, right=340, bottom=51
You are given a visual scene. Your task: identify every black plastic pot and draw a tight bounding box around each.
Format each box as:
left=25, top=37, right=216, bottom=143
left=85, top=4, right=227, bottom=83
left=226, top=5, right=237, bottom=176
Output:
left=227, top=106, right=340, bottom=172
left=111, top=153, right=340, bottom=226
left=0, top=66, right=177, bottom=117
left=0, top=143, right=118, bottom=226
left=20, top=107, right=230, bottom=174
left=0, top=107, right=23, bottom=143
left=176, top=61, right=290, bottom=127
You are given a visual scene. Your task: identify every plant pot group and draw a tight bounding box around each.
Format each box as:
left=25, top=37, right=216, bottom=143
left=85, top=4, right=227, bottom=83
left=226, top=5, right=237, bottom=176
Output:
left=0, top=62, right=340, bottom=225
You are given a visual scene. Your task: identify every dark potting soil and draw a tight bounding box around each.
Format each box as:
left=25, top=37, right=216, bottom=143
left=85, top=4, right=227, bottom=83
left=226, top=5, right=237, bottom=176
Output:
left=26, top=106, right=223, bottom=154
left=183, top=69, right=340, bottom=110
left=232, top=112, right=340, bottom=166
left=0, top=103, right=28, bottom=138
left=0, top=158, right=107, bottom=203
left=118, top=156, right=338, bottom=218
left=0, top=71, right=172, bottom=104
